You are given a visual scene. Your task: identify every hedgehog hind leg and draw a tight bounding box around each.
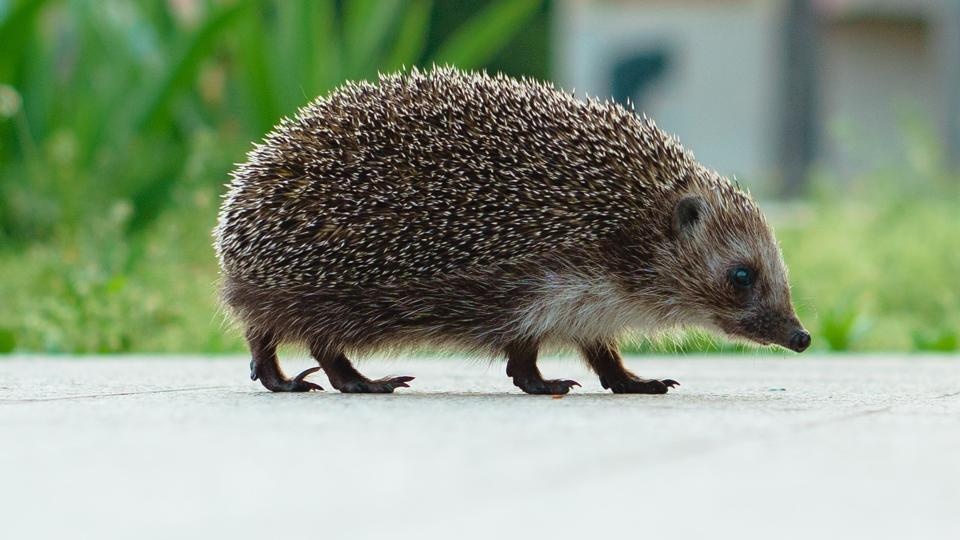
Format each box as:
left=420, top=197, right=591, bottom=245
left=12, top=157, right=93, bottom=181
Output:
left=505, top=340, right=580, bottom=395
left=579, top=340, right=679, bottom=394
left=247, top=329, right=324, bottom=392
left=309, top=342, right=413, bottom=394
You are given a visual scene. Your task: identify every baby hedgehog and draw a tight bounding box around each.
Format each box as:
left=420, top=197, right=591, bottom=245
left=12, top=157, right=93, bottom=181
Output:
left=214, top=67, right=810, bottom=395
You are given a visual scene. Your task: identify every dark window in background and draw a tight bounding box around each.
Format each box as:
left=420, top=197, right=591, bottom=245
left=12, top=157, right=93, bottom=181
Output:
left=611, top=48, right=672, bottom=110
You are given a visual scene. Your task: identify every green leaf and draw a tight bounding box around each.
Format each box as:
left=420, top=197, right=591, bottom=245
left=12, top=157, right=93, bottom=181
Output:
left=912, top=328, right=959, bottom=352
left=382, top=0, right=432, bottom=73
left=306, top=0, right=341, bottom=96
left=431, top=0, right=540, bottom=68
left=820, top=303, right=869, bottom=352
left=343, top=0, right=404, bottom=79
left=0, top=327, right=15, bottom=354
left=105, top=275, right=127, bottom=295
left=238, top=2, right=282, bottom=135
left=137, top=0, right=252, bottom=131
left=0, top=0, right=53, bottom=80
left=274, top=0, right=341, bottom=106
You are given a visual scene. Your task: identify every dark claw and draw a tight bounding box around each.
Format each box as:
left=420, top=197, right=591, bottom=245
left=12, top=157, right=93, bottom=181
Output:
left=293, top=366, right=322, bottom=383
left=290, top=367, right=324, bottom=391
left=335, top=376, right=415, bottom=393
left=256, top=367, right=324, bottom=392
left=389, top=376, right=416, bottom=387
left=605, top=376, right=679, bottom=394
left=513, top=378, right=581, bottom=395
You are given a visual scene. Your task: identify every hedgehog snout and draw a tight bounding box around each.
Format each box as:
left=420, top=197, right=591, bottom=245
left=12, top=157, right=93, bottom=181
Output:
left=789, top=329, right=812, bottom=352
left=765, top=318, right=811, bottom=353
left=720, top=310, right=810, bottom=353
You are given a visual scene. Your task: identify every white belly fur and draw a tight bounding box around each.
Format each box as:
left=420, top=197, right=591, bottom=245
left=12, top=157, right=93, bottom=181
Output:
left=514, top=271, right=661, bottom=345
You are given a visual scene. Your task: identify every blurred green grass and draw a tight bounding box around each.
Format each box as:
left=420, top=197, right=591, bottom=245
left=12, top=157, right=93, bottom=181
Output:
left=0, top=0, right=957, bottom=354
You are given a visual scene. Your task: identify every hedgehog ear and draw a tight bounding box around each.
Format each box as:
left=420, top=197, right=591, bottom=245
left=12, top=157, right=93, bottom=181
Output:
left=672, top=195, right=707, bottom=238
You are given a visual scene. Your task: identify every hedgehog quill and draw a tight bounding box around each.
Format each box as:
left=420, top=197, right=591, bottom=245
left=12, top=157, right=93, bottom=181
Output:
left=214, top=67, right=810, bottom=395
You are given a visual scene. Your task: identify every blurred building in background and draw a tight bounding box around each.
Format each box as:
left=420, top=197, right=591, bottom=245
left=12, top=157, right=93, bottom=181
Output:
left=554, top=0, right=960, bottom=194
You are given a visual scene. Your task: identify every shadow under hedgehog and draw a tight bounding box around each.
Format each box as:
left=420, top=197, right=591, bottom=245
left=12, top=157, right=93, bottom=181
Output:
left=214, top=67, right=810, bottom=395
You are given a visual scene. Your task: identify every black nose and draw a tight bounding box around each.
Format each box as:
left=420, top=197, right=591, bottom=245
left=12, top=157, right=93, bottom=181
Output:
left=790, top=330, right=811, bottom=352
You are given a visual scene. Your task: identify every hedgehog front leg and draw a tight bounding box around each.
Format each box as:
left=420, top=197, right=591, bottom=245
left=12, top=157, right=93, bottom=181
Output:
left=247, top=329, right=324, bottom=392
left=579, top=340, right=679, bottom=394
left=308, top=343, right=414, bottom=394
left=505, top=340, right=580, bottom=395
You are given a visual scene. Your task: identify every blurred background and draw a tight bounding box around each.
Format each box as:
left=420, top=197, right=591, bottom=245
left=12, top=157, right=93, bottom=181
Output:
left=0, top=0, right=956, bottom=355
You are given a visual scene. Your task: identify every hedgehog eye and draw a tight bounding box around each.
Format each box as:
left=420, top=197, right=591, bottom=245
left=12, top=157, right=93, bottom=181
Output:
left=728, top=266, right=755, bottom=289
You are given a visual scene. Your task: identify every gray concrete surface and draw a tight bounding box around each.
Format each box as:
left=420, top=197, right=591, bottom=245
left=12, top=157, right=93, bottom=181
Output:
left=1, top=355, right=958, bottom=540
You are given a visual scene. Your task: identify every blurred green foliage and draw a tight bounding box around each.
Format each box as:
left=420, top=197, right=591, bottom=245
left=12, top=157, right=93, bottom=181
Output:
left=0, top=0, right=543, bottom=242
left=0, top=0, right=544, bottom=353
left=0, top=0, right=957, bottom=355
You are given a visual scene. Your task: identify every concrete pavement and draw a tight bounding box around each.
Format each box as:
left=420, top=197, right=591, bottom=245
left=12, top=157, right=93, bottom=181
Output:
left=1, top=355, right=958, bottom=539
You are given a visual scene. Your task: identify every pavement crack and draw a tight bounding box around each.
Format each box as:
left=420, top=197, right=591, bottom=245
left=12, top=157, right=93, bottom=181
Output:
left=933, top=389, right=960, bottom=400
left=0, top=385, right=230, bottom=404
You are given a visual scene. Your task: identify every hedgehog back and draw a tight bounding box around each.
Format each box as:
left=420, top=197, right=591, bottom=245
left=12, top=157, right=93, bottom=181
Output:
left=215, top=68, right=693, bottom=290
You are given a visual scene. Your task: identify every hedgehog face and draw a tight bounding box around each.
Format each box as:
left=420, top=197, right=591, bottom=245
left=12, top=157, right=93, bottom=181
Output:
left=657, top=191, right=810, bottom=352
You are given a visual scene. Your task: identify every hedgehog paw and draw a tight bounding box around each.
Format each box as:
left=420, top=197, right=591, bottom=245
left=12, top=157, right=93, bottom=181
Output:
left=604, top=376, right=679, bottom=395
left=258, top=366, right=325, bottom=392
left=514, top=378, right=581, bottom=395
left=334, top=376, right=414, bottom=394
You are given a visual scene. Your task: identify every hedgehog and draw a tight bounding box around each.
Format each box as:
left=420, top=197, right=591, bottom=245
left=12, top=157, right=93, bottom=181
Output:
left=214, top=66, right=810, bottom=395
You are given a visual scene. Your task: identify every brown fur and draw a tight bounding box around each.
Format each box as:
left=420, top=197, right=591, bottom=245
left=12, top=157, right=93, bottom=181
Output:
left=214, top=67, right=808, bottom=394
